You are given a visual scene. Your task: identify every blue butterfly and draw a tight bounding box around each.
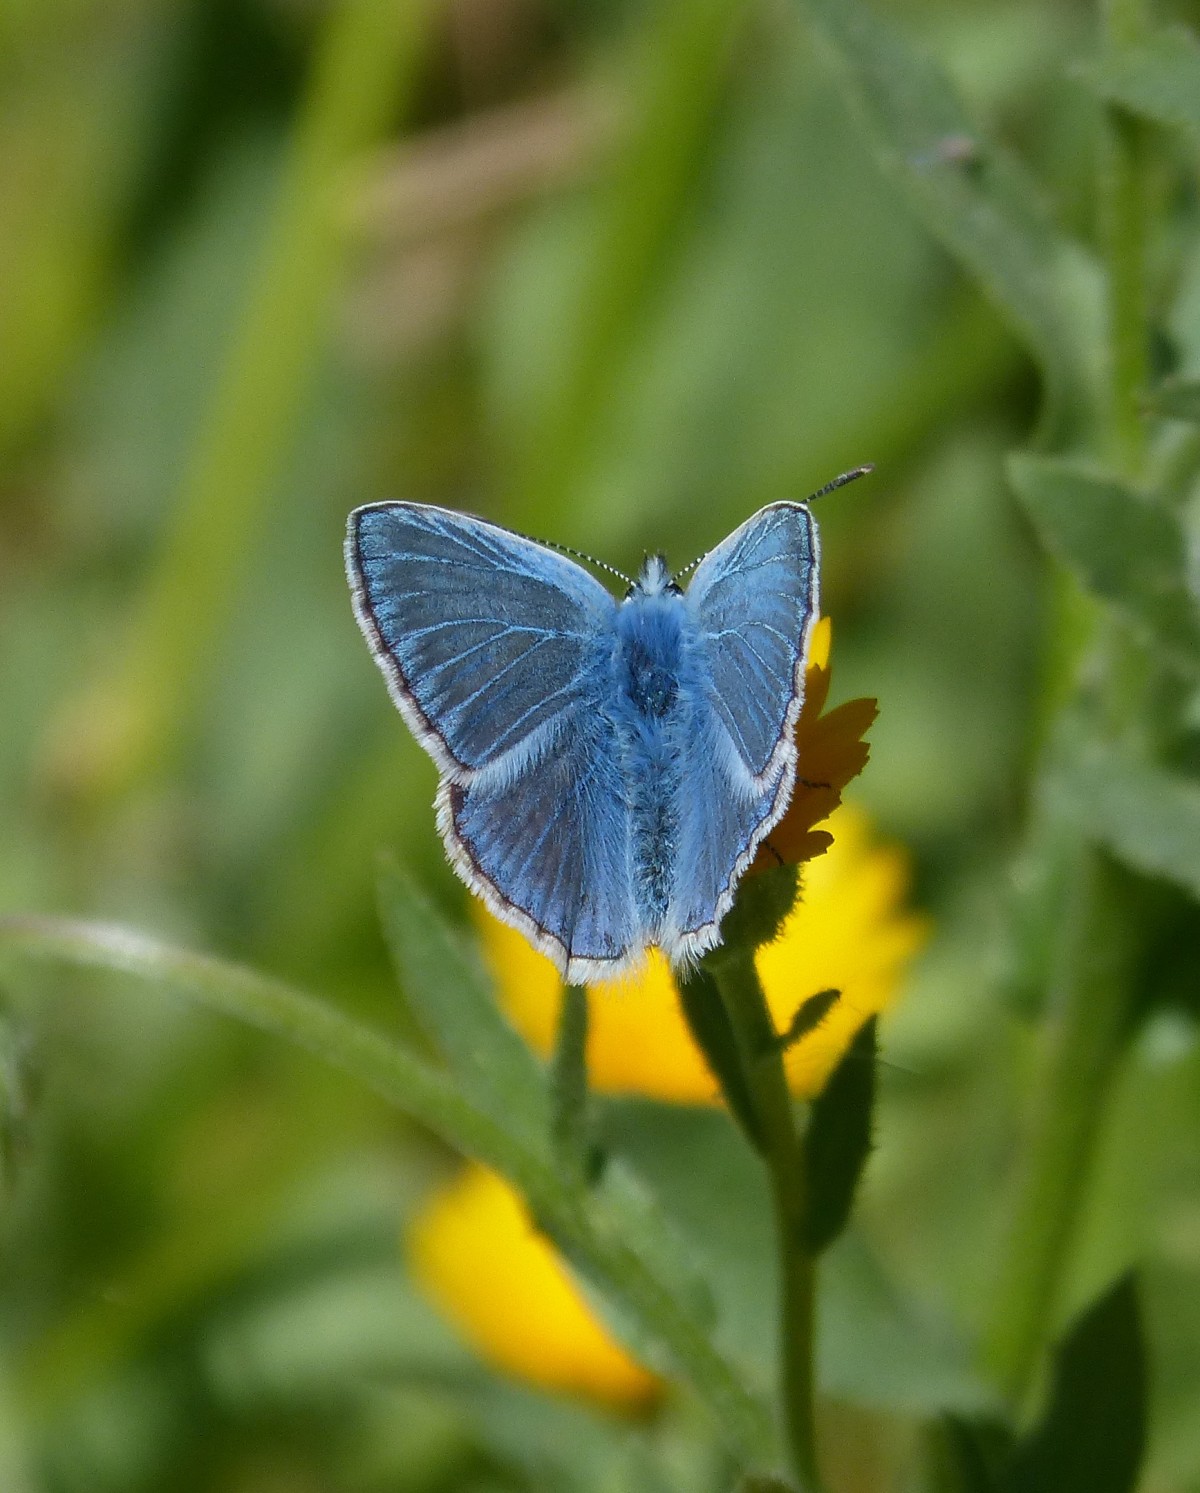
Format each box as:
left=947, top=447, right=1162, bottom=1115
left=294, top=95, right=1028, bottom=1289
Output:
left=346, top=479, right=863, bottom=984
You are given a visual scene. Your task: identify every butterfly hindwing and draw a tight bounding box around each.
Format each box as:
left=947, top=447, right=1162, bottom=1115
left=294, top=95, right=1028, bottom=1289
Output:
left=347, top=502, right=641, bottom=977
left=663, top=699, right=788, bottom=955
left=442, top=705, right=640, bottom=976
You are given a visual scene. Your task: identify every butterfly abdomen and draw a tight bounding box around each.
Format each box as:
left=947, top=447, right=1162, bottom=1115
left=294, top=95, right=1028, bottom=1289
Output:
left=612, top=595, right=689, bottom=931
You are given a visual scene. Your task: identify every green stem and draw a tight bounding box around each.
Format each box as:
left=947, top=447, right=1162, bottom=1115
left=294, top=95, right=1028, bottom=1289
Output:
left=711, top=948, right=822, bottom=1492
left=1099, top=0, right=1150, bottom=477
left=551, top=984, right=591, bottom=1183
left=983, top=849, right=1137, bottom=1401
left=985, top=0, right=1153, bottom=1410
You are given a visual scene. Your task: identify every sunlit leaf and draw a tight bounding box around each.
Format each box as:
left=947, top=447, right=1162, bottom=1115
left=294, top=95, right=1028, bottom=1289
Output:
left=1054, top=741, right=1200, bottom=902
left=792, top=0, right=1099, bottom=441
left=1086, top=27, right=1200, bottom=144
left=0, top=915, right=770, bottom=1461
left=1008, top=454, right=1200, bottom=671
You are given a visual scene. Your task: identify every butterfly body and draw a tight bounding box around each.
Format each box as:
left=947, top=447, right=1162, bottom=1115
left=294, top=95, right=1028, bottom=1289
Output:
left=347, top=501, right=819, bottom=984
left=611, top=563, right=691, bottom=928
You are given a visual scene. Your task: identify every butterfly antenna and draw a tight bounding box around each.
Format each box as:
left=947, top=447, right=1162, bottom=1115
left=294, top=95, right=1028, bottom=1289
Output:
left=671, top=464, right=875, bottom=583
left=513, top=529, right=632, bottom=588
left=805, top=463, right=874, bottom=503
left=547, top=540, right=633, bottom=587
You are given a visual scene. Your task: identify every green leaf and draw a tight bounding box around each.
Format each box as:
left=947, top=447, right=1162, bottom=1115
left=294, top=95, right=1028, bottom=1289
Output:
left=0, top=914, right=771, bottom=1461
left=1086, top=27, right=1200, bottom=145
left=1054, top=740, right=1200, bottom=902
left=792, top=0, right=1099, bottom=442
left=1008, top=454, right=1200, bottom=671
left=376, top=859, right=550, bottom=1154
left=73, top=0, right=434, bottom=798
left=569, top=1160, right=719, bottom=1350
left=777, top=988, right=842, bottom=1051
left=801, top=1017, right=877, bottom=1252
left=1005, top=1273, right=1146, bottom=1493
left=713, top=862, right=798, bottom=954
left=676, top=968, right=765, bottom=1151
left=0, top=913, right=530, bottom=1179
left=935, top=1416, right=1013, bottom=1493
left=1143, top=375, right=1200, bottom=424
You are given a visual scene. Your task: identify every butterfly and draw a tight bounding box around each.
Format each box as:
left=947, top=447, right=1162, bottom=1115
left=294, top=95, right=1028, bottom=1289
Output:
left=346, top=474, right=867, bottom=985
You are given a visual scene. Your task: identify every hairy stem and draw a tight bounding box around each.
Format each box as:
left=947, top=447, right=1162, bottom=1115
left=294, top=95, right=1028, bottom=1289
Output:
left=984, top=850, right=1137, bottom=1400
left=551, top=984, right=591, bottom=1183
left=711, top=948, right=823, bottom=1491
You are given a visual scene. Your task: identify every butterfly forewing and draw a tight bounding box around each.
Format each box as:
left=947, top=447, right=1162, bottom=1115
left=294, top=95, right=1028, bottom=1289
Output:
left=348, top=502, right=641, bottom=978
left=683, top=502, right=819, bottom=784
left=348, top=503, right=616, bottom=778
left=664, top=503, right=819, bottom=959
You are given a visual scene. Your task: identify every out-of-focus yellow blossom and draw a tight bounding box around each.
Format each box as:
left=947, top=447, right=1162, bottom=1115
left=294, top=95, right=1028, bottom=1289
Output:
left=476, top=619, right=926, bottom=1102
left=409, top=1164, right=664, bottom=1410
left=480, top=801, right=923, bottom=1101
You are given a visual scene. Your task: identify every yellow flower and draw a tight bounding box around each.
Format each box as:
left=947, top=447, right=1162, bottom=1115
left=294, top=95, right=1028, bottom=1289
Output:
left=477, top=619, right=925, bottom=1102
left=409, top=1164, right=663, bottom=1410
left=481, top=802, right=923, bottom=1101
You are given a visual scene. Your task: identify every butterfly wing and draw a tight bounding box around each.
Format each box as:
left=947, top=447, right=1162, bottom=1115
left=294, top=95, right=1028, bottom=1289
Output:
left=347, top=502, right=639, bottom=980
left=664, top=502, right=820, bottom=959
left=348, top=502, right=617, bottom=777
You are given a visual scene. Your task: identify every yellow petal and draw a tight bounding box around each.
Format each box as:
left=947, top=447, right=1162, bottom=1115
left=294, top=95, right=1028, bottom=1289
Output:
left=410, top=1165, right=662, bottom=1410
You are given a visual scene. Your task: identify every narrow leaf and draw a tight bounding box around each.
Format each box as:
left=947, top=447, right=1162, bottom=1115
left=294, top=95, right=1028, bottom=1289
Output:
left=793, top=0, right=1098, bottom=441
left=1086, top=27, right=1200, bottom=144
left=0, top=914, right=771, bottom=1460
left=802, top=1016, right=877, bottom=1252
left=376, top=859, right=550, bottom=1152
left=676, top=968, right=765, bottom=1150
left=1009, top=454, right=1200, bottom=671
left=575, top=1161, right=719, bottom=1342
left=777, top=988, right=841, bottom=1051
left=0, top=913, right=529, bottom=1178
left=1054, top=740, right=1200, bottom=902
left=1143, top=375, right=1200, bottom=424
left=1005, top=1273, right=1146, bottom=1493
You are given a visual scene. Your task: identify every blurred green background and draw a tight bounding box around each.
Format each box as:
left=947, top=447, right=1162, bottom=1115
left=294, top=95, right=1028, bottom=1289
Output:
left=1, top=0, right=1198, bottom=1488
